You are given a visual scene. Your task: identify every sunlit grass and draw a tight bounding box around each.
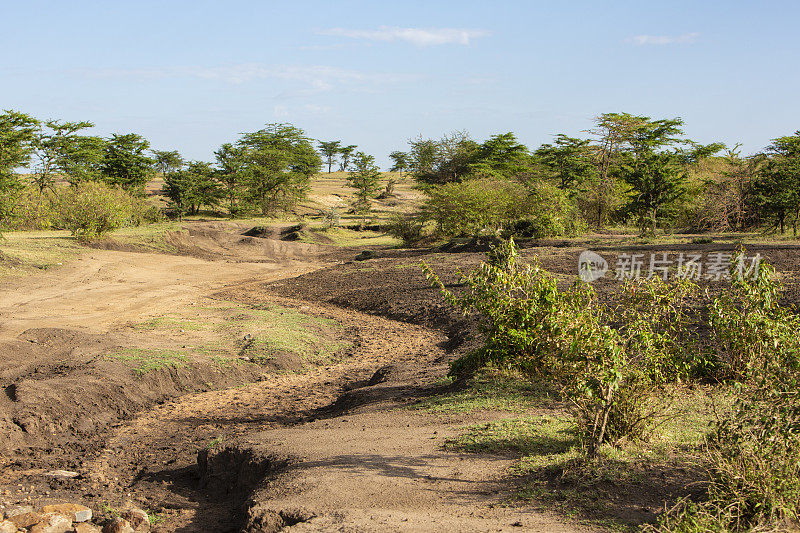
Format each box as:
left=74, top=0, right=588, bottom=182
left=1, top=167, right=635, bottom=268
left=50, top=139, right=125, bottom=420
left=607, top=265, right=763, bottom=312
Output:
left=0, top=230, right=82, bottom=278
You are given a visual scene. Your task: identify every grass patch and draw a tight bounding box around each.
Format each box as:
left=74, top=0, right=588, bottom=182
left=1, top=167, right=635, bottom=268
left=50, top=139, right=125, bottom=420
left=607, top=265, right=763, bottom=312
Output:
left=228, top=305, right=352, bottom=366
left=104, top=222, right=182, bottom=253
left=106, top=347, right=188, bottom=375
left=316, top=226, right=401, bottom=247
left=0, top=230, right=82, bottom=277
left=445, top=416, right=576, bottom=456
left=411, top=368, right=558, bottom=414
left=132, top=314, right=207, bottom=331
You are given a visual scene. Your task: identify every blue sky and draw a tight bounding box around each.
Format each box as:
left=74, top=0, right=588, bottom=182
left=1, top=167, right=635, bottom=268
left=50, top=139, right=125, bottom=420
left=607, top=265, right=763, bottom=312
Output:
left=2, top=0, right=798, bottom=168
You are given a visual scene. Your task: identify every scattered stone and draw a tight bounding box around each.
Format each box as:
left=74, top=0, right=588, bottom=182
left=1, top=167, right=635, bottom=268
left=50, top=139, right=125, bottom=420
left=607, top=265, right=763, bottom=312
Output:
left=102, top=517, right=134, bottom=533
left=120, top=508, right=149, bottom=531
left=0, top=519, right=15, bottom=533
left=74, top=523, right=102, bottom=533
left=43, top=470, right=80, bottom=479
left=41, top=503, right=92, bottom=522
left=9, top=510, right=43, bottom=528
left=29, top=512, right=72, bottom=533
left=5, top=504, right=34, bottom=517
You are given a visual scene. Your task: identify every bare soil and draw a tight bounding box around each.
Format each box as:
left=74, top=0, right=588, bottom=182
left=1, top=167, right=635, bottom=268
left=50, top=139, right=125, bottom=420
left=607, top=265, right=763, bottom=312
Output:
left=2, top=224, right=798, bottom=532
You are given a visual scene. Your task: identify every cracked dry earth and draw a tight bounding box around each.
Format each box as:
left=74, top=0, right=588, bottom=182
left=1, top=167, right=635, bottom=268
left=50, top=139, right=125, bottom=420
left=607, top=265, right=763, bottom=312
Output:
left=0, top=238, right=592, bottom=532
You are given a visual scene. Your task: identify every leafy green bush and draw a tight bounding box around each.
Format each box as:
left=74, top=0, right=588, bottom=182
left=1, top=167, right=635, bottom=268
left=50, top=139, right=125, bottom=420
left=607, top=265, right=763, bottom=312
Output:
left=58, top=181, right=147, bottom=238
left=0, top=184, right=59, bottom=230
left=423, top=178, right=534, bottom=236
left=657, top=257, right=800, bottom=531
left=503, top=182, right=587, bottom=238
left=423, top=238, right=688, bottom=455
left=386, top=212, right=426, bottom=245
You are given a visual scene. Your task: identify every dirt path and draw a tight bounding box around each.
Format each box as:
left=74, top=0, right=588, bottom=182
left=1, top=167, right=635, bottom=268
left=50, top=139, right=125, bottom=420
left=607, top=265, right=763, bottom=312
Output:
left=0, top=231, right=591, bottom=532
left=85, top=297, right=591, bottom=532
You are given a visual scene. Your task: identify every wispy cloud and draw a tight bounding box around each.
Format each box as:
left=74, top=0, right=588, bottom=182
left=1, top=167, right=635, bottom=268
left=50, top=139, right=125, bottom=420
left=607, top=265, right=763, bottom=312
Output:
left=73, top=63, right=416, bottom=97
left=318, top=26, right=489, bottom=46
left=628, top=32, right=699, bottom=46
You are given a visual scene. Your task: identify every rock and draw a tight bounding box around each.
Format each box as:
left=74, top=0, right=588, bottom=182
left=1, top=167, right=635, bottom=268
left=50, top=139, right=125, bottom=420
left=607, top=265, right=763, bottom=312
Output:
left=120, top=508, right=149, bottom=531
left=41, top=503, right=92, bottom=522
left=102, top=517, right=134, bottom=533
left=74, top=524, right=102, bottom=533
left=5, top=504, right=34, bottom=517
left=9, top=510, right=43, bottom=528
left=29, top=512, right=72, bottom=533
left=0, top=519, right=16, bottom=533
left=43, top=470, right=80, bottom=479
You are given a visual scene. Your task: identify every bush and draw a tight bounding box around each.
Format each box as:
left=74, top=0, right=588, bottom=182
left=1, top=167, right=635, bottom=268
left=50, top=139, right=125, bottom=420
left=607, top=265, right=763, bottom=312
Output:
left=386, top=212, right=426, bottom=245
left=503, top=182, right=587, bottom=238
left=657, top=256, right=800, bottom=531
left=423, top=178, right=534, bottom=236
left=423, top=238, right=685, bottom=455
left=58, top=181, right=147, bottom=239
left=0, top=185, right=59, bottom=230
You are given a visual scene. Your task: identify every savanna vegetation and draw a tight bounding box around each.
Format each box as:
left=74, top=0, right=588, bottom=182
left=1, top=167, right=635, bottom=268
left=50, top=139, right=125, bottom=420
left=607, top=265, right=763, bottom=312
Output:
left=3, top=108, right=800, bottom=242
left=2, top=108, right=800, bottom=531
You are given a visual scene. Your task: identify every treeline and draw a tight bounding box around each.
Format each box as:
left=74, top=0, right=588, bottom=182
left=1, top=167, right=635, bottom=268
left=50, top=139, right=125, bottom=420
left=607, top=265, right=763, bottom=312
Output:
left=2, top=109, right=799, bottom=239
left=388, top=113, right=800, bottom=239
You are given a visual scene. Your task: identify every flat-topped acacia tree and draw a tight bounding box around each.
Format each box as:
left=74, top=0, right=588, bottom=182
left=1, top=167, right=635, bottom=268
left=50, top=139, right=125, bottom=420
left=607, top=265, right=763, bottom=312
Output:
left=235, top=123, right=322, bottom=216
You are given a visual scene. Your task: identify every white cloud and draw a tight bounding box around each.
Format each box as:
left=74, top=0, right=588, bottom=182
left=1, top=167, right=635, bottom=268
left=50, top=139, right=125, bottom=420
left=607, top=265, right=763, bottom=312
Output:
left=628, top=32, right=699, bottom=45
left=319, top=26, right=489, bottom=46
left=73, top=64, right=416, bottom=97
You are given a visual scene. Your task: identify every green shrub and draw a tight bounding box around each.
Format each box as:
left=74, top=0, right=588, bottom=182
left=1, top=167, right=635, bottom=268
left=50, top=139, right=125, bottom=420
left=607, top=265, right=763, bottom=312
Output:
left=58, top=181, right=146, bottom=238
left=503, top=182, right=587, bottom=238
left=658, top=257, right=800, bottom=531
left=0, top=184, right=59, bottom=230
left=386, top=212, right=426, bottom=245
left=423, top=178, right=533, bottom=236
left=423, top=238, right=685, bottom=456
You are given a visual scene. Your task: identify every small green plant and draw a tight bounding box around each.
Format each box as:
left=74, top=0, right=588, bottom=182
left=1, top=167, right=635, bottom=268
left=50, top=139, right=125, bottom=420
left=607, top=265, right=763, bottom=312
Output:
left=322, top=206, right=340, bottom=228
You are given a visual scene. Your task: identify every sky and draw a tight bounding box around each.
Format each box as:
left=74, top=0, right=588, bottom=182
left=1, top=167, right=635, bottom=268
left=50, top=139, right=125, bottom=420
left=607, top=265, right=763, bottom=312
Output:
left=2, top=0, right=799, bottom=168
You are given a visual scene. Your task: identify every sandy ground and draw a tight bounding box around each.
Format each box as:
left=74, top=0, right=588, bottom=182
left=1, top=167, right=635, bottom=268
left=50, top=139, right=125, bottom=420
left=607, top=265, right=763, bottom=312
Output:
left=0, top=225, right=591, bottom=532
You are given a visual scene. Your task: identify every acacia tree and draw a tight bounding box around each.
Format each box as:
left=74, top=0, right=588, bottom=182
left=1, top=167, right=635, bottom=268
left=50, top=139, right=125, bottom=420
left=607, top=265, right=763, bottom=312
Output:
left=752, top=132, right=800, bottom=235
left=406, top=131, right=476, bottom=186
left=535, top=134, right=595, bottom=191
left=389, top=150, right=409, bottom=175
left=469, top=132, right=531, bottom=179
left=101, top=133, right=153, bottom=192
left=236, top=123, right=322, bottom=216
left=31, top=120, right=95, bottom=193
left=619, top=152, right=686, bottom=235
left=214, top=142, right=246, bottom=217
left=338, top=144, right=357, bottom=171
left=347, top=151, right=382, bottom=224
left=611, top=116, right=693, bottom=235
left=162, top=161, right=220, bottom=218
left=152, top=149, right=184, bottom=177
left=0, top=110, right=39, bottom=228
left=57, top=134, right=106, bottom=186
left=584, top=113, right=653, bottom=227
left=318, top=140, right=341, bottom=173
